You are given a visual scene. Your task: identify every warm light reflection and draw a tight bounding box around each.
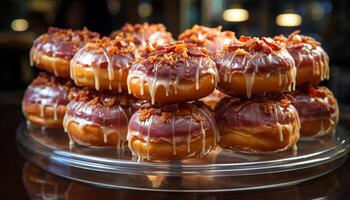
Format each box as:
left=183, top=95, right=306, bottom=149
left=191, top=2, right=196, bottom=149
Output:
left=222, top=8, right=249, bottom=22
left=11, top=19, right=29, bottom=31
left=138, top=2, right=153, bottom=18
left=276, top=13, right=302, bottom=27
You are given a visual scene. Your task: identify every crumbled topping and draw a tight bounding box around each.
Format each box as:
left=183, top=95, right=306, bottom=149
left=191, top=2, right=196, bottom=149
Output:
left=37, top=27, right=99, bottom=51
left=122, top=23, right=167, bottom=33
left=75, top=88, right=133, bottom=107
left=178, top=25, right=236, bottom=46
left=273, top=30, right=321, bottom=49
left=227, top=36, right=282, bottom=54
left=31, top=72, right=74, bottom=89
left=138, top=102, right=207, bottom=123
left=137, top=41, right=209, bottom=67
left=84, top=36, right=137, bottom=56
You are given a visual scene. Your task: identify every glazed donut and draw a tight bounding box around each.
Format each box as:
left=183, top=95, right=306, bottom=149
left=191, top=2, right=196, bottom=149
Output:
left=70, top=36, right=138, bottom=91
left=127, top=41, right=219, bottom=105
left=215, top=96, right=300, bottom=152
left=63, top=88, right=140, bottom=148
left=30, top=27, right=99, bottom=77
left=22, top=72, right=78, bottom=128
left=110, top=23, right=174, bottom=48
left=178, top=25, right=236, bottom=55
left=199, top=89, right=227, bottom=109
left=287, top=86, right=339, bottom=137
left=128, top=102, right=218, bottom=161
left=214, top=36, right=296, bottom=98
left=274, top=30, right=329, bottom=86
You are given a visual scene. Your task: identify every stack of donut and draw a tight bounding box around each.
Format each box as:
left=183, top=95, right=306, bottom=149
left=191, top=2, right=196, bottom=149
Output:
left=22, top=23, right=339, bottom=161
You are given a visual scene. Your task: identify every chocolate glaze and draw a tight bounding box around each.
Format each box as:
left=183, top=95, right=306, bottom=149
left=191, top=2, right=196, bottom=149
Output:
left=66, top=89, right=140, bottom=126
left=128, top=102, right=217, bottom=139
left=178, top=25, right=236, bottom=54
left=215, top=36, right=295, bottom=74
left=32, top=27, right=99, bottom=60
left=130, top=41, right=217, bottom=81
left=23, top=72, right=76, bottom=105
left=288, top=86, right=337, bottom=119
left=71, top=37, right=137, bottom=70
left=215, top=96, right=298, bottom=127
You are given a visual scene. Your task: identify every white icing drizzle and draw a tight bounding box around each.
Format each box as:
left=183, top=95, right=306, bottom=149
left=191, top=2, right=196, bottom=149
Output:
left=127, top=58, right=218, bottom=105
left=187, top=117, right=193, bottom=153
left=63, top=113, right=127, bottom=148
left=103, top=49, right=114, bottom=90
left=200, top=121, right=206, bottom=154
left=220, top=50, right=296, bottom=98
left=171, top=116, right=176, bottom=155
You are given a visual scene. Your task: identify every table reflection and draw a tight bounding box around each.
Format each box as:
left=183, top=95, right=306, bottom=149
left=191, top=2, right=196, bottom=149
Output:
left=22, top=160, right=349, bottom=200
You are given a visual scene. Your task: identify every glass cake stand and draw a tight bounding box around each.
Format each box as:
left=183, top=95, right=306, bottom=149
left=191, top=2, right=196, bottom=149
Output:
left=16, top=122, right=350, bottom=192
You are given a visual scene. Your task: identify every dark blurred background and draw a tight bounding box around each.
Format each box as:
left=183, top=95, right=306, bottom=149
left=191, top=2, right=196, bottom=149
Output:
left=0, top=0, right=349, bottom=106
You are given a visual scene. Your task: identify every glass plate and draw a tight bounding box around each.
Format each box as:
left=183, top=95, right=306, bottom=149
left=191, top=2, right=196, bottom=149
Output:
left=16, top=122, right=350, bottom=192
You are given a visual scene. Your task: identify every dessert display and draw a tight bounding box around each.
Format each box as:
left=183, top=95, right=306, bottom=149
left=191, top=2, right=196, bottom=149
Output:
left=30, top=27, right=99, bottom=77
left=287, top=86, right=339, bottom=137
left=128, top=102, right=218, bottom=160
left=274, top=30, right=329, bottom=86
left=70, top=36, right=139, bottom=91
left=178, top=25, right=236, bottom=55
left=214, top=36, right=296, bottom=98
left=127, top=41, right=218, bottom=105
left=22, top=72, right=78, bottom=128
left=63, top=88, right=140, bottom=148
left=215, top=96, right=300, bottom=152
left=21, top=23, right=339, bottom=162
left=110, top=23, right=174, bottom=48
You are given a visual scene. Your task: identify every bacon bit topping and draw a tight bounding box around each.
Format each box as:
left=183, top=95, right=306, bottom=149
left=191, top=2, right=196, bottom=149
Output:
left=75, top=88, right=134, bottom=107
left=37, top=27, right=99, bottom=51
left=273, top=30, right=321, bottom=49
left=137, top=41, right=209, bottom=67
left=138, top=102, right=207, bottom=123
left=32, top=72, right=74, bottom=89
left=178, top=25, right=236, bottom=46
left=228, top=36, right=282, bottom=55
left=84, top=36, right=137, bottom=56
left=122, top=23, right=167, bottom=33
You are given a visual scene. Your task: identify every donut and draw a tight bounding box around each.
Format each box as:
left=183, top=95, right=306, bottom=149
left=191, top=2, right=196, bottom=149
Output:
left=110, top=23, right=173, bottom=48
left=214, top=36, right=296, bottom=98
left=127, top=41, right=219, bottom=104
left=178, top=25, right=236, bottom=55
left=199, top=89, right=227, bottom=109
left=70, top=36, right=139, bottom=91
left=215, top=96, right=300, bottom=152
left=128, top=102, right=219, bottom=161
left=274, top=30, right=329, bottom=86
left=63, top=88, right=140, bottom=148
left=30, top=27, right=99, bottom=77
left=22, top=72, right=78, bottom=128
left=287, top=86, right=339, bottom=137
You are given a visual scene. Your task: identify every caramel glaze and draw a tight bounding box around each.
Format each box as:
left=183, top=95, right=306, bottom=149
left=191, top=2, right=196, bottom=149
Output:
left=22, top=72, right=78, bottom=121
left=274, top=30, right=329, bottom=85
left=128, top=101, right=218, bottom=160
left=214, top=36, right=296, bottom=98
left=31, top=27, right=99, bottom=61
left=70, top=36, right=139, bottom=91
left=178, top=25, right=236, bottom=54
left=199, top=89, right=227, bottom=109
left=128, top=41, right=218, bottom=104
left=110, top=23, right=174, bottom=48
